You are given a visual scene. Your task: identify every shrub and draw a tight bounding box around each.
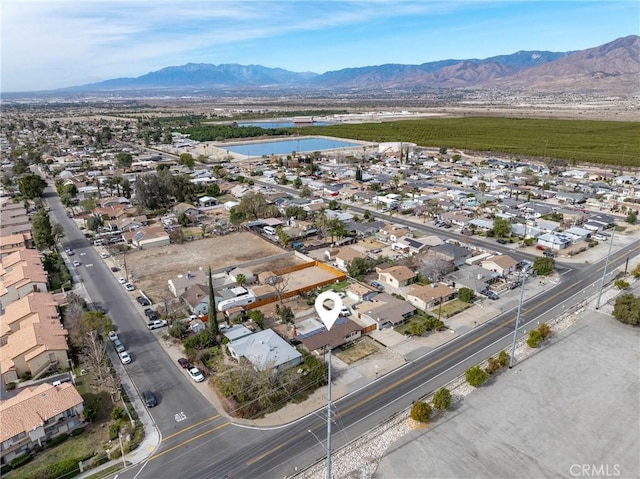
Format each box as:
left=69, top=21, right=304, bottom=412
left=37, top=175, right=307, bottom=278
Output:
left=465, top=365, right=489, bottom=387
left=10, top=452, right=33, bottom=469
left=431, top=388, right=452, bottom=410
left=458, top=287, right=475, bottom=303
left=538, top=323, right=551, bottom=340
left=498, top=350, right=509, bottom=367
left=485, top=356, right=501, bottom=375
left=6, top=382, right=16, bottom=390
left=631, top=264, right=640, bottom=278
left=108, top=422, right=121, bottom=441
left=527, top=329, right=543, bottom=348
left=612, top=294, right=640, bottom=325
left=410, top=401, right=432, bottom=423
left=19, top=371, right=32, bottom=381
left=46, top=433, right=70, bottom=448
left=614, top=279, right=629, bottom=289
left=71, top=427, right=85, bottom=437
left=112, top=406, right=125, bottom=421
left=1, top=464, right=11, bottom=475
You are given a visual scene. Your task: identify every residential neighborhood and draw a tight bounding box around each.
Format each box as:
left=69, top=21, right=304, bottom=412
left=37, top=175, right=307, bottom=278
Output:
left=1, top=108, right=639, bottom=477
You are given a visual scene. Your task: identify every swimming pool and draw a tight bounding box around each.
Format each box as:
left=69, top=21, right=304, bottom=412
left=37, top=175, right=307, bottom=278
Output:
left=223, top=137, right=361, bottom=157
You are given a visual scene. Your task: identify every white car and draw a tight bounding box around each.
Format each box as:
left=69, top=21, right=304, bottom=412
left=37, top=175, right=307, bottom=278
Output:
left=108, top=331, right=118, bottom=342
left=100, top=252, right=109, bottom=258
left=188, top=367, right=205, bottom=383
left=124, top=283, right=135, bottom=292
left=118, top=277, right=127, bottom=284
left=119, top=351, right=132, bottom=365
left=147, top=319, right=168, bottom=330
left=340, top=307, right=351, bottom=316
left=72, top=260, right=81, bottom=267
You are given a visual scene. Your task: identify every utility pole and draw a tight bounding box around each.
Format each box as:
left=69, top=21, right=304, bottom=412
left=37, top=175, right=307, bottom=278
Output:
left=595, top=228, right=615, bottom=309
left=326, top=347, right=332, bottom=479
left=509, top=267, right=529, bottom=368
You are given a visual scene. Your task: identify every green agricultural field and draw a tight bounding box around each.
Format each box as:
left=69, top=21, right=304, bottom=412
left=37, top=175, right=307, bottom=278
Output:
left=298, top=117, right=640, bottom=167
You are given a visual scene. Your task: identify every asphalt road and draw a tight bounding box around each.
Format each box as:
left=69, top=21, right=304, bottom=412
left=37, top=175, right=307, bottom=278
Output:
left=44, top=179, right=640, bottom=479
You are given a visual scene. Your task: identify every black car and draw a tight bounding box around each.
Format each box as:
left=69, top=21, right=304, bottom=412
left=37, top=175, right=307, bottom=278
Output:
left=136, top=296, right=150, bottom=306
left=142, top=390, right=157, bottom=408
left=110, top=266, right=120, bottom=272
left=177, top=358, right=192, bottom=369
left=496, top=239, right=507, bottom=244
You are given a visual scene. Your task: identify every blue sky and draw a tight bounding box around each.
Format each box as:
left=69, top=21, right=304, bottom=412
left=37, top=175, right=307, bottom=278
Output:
left=1, top=0, right=638, bottom=92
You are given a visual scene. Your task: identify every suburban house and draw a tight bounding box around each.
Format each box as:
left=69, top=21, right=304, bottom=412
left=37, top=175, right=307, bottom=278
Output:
left=0, top=292, right=70, bottom=385
left=376, top=265, right=416, bottom=289
left=180, top=284, right=211, bottom=317
left=357, top=293, right=416, bottom=330
left=345, top=283, right=379, bottom=303
left=0, top=234, right=32, bottom=257
left=378, top=224, right=410, bottom=243
left=0, top=383, right=85, bottom=465
left=295, top=317, right=361, bottom=354
left=331, top=246, right=367, bottom=271
left=0, top=261, right=49, bottom=306
left=198, top=196, right=218, bottom=208
left=173, top=202, right=202, bottom=222
left=446, top=265, right=495, bottom=293
left=226, top=329, right=302, bottom=373
left=406, top=283, right=456, bottom=311
left=123, top=225, right=170, bottom=250
left=480, top=255, right=519, bottom=277
left=537, top=232, right=572, bottom=250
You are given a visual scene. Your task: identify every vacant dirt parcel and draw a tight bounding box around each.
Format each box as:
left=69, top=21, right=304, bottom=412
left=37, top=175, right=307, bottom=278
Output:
left=123, top=232, right=291, bottom=301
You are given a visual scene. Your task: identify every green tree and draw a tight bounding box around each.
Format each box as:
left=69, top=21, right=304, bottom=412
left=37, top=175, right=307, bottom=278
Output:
left=179, top=153, right=195, bottom=169
left=465, top=365, right=489, bottom=387
left=177, top=212, right=190, bottom=227
left=32, top=210, right=54, bottom=249
left=626, top=211, right=637, bottom=224
left=276, top=226, right=290, bottom=247
left=299, top=185, right=313, bottom=198
left=235, top=273, right=246, bottom=287
left=410, top=401, right=432, bottom=423
left=208, top=266, right=219, bottom=336
left=18, top=175, right=47, bottom=199
left=229, top=207, right=245, bottom=225
left=247, top=310, right=265, bottom=330
left=293, top=176, right=302, bottom=189
left=12, top=158, right=29, bottom=175
left=532, top=257, right=555, bottom=276
left=115, top=152, right=133, bottom=168
left=86, top=215, right=104, bottom=231
left=612, top=294, right=640, bottom=325
left=458, top=287, right=475, bottom=303
left=492, top=217, right=512, bottom=238
left=346, top=257, right=373, bottom=279
left=277, top=305, right=294, bottom=324
left=431, top=388, right=451, bottom=411
left=237, top=191, right=273, bottom=220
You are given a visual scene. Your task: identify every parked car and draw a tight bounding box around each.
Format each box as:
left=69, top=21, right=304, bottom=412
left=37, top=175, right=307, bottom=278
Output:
left=370, top=280, right=384, bottom=291
left=144, top=308, right=156, bottom=318
left=137, top=296, right=151, bottom=306
left=543, top=250, right=556, bottom=258
left=177, top=358, right=191, bottom=369
left=118, top=277, right=127, bottom=284
left=147, top=319, right=168, bottom=330
left=496, top=239, right=507, bottom=244
left=113, top=339, right=125, bottom=353
left=108, top=330, right=118, bottom=342
left=124, top=283, right=135, bottom=292
left=142, top=390, right=157, bottom=408
left=64, top=247, right=74, bottom=255
left=100, top=252, right=109, bottom=258
left=119, top=351, right=132, bottom=365
left=340, top=307, right=351, bottom=316
left=110, top=266, right=120, bottom=272
left=480, top=290, right=500, bottom=300
left=188, top=367, right=205, bottom=383
left=72, top=260, right=81, bottom=267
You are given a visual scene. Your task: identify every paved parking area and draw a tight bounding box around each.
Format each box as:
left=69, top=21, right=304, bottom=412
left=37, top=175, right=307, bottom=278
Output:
left=373, top=309, right=640, bottom=479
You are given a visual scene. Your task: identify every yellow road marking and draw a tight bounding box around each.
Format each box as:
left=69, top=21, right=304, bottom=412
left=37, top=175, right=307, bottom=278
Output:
left=161, top=414, right=221, bottom=441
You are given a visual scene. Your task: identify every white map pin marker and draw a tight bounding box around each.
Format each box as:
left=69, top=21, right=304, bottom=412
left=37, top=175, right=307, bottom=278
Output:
left=315, top=291, right=343, bottom=331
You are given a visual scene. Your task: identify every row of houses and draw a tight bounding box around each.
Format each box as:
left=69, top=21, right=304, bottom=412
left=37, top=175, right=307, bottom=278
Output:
left=0, top=197, right=85, bottom=467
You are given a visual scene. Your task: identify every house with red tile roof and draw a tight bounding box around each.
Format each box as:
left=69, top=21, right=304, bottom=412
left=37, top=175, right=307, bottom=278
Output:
left=0, top=383, right=84, bottom=464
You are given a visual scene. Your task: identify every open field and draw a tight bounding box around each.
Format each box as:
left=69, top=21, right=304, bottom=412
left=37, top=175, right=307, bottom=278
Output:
left=299, top=117, right=640, bottom=167
left=125, top=232, right=287, bottom=301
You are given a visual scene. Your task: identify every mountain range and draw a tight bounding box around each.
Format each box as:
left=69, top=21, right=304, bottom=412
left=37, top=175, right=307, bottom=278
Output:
left=67, top=35, right=639, bottom=96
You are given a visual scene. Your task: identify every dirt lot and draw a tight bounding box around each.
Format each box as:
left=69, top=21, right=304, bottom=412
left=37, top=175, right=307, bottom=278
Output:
left=125, top=231, right=287, bottom=301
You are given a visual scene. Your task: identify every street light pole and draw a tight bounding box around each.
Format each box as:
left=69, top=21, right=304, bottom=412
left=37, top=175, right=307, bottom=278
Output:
left=509, top=267, right=529, bottom=368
